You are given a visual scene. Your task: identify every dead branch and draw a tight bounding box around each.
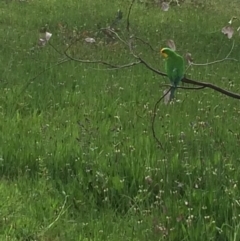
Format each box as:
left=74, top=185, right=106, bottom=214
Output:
left=42, top=5, right=240, bottom=102
left=87, top=61, right=141, bottom=71
left=63, top=34, right=135, bottom=69
left=64, top=48, right=140, bottom=70
left=160, top=84, right=205, bottom=90
left=62, top=36, right=240, bottom=100
left=101, top=28, right=240, bottom=100
left=133, top=55, right=240, bottom=99
left=101, top=28, right=129, bottom=46
left=38, top=194, right=69, bottom=237
left=186, top=41, right=237, bottom=72
left=127, top=0, right=136, bottom=32
left=18, top=58, right=70, bottom=98
left=131, top=35, right=156, bottom=52
left=152, top=88, right=172, bottom=149
left=182, top=77, right=240, bottom=99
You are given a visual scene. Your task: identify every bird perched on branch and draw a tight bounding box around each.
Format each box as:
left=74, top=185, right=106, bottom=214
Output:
left=160, top=47, right=185, bottom=101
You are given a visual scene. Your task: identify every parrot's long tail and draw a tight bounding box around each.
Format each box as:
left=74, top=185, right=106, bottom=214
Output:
left=170, top=86, right=176, bottom=101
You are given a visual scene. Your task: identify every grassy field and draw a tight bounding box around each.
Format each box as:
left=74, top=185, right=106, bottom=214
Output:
left=1, top=0, right=240, bottom=240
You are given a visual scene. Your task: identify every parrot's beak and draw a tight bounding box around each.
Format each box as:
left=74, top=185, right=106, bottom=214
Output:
left=160, top=49, right=168, bottom=58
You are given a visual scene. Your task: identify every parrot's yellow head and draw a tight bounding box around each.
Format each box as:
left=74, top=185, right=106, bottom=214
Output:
left=160, top=48, right=175, bottom=58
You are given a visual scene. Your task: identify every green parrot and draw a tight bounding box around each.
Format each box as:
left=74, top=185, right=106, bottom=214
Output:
left=160, top=47, right=185, bottom=101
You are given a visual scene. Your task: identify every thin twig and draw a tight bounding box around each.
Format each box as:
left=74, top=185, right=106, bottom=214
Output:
left=64, top=50, right=140, bottom=69
left=63, top=35, right=139, bottom=69
left=152, top=87, right=172, bottom=149
left=127, top=0, right=135, bottom=32
left=64, top=37, right=81, bottom=53
left=101, top=28, right=129, bottom=46
left=186, top=41, right=237, bottom=72
left=38, top=195, right=69, bottom=237
left=131, top=35, right=156, bottom=52
left=88, top=61, right=141, bottom=70
left=160, top=84, right=206, bottom=90
left=49, top=42, right=65, bottom=56
left=17, top=58, right=70, bottom=98
left=191, top=57, right=237, bottom=66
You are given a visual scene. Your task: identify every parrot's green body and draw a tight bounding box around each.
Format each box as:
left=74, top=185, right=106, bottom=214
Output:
left=160, top=48, right=185, bottom=101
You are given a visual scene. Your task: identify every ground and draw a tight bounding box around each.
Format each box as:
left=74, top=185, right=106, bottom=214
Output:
left=1, top=0, right=240, bottom=240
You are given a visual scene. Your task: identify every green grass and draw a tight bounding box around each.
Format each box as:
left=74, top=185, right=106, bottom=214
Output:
left=1, top=0, right=240, bottom=240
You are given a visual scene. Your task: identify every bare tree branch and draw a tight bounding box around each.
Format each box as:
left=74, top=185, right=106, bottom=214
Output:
left=18, top=58, right=70, bottom=98
left=127, top=0, right=136, bottom=32
left=131, top=35, right=156, bottom=52
left=38, top=194, right=69, bottom=237
left=160, top=84, right=205, bottom=90
left=62, top=35, right=240, bottom=100
left=182, top=77, right=240, bottom=99
left=151, top=88, right=172, bottom=149
left=186, top=41, right=237, bottom=72
left=64, top=44, right=140, bottom=70
left=49, top=42, right=65, bottom=56
left=40, top=10, right=240, bottom=102
left=101, top=28, right=129, bottom=46
left=61, top=31, right=140, bottom=71
left=86, top=61, right=141, bottom=71
left=130, top=55, right=240, bottom=99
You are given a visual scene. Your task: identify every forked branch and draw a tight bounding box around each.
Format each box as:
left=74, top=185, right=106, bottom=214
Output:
left=62, top=35, right=240, bottom=99
left=185, top=41, right=237, bottom=72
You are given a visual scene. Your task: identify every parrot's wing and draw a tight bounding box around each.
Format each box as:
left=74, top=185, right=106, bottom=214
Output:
left=170, top=56, right=185, bottom=85
left=169, top=67, right=183, bottom=86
